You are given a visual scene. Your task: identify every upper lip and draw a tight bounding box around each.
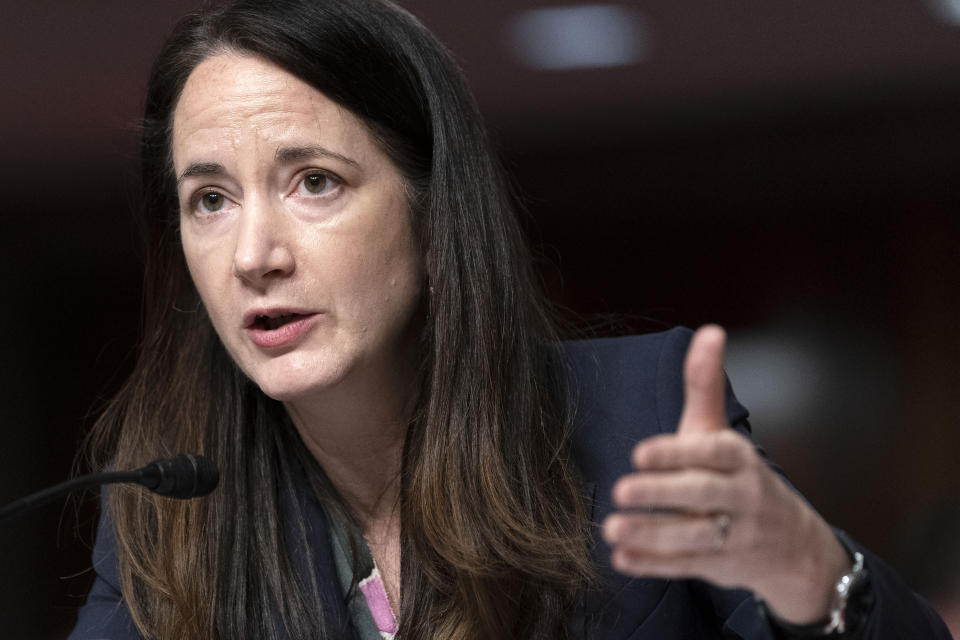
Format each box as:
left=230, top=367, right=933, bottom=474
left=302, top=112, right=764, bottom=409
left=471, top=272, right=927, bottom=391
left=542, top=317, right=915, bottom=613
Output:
left=242, top=307, right=317, bottom=329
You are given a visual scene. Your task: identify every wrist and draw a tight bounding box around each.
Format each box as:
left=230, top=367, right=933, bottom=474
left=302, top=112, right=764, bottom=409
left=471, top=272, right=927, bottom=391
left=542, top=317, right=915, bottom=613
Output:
left=762, top=514, right=852, bottom=624
left=760, top=532, right=873, bottom=638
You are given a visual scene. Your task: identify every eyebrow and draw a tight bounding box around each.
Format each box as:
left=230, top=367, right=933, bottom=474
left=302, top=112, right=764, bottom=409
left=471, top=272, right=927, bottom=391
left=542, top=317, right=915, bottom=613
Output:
left=274, top=145, right=359, bottom=167
left=176, top=146, right=359, bottom=187
left=176, top=162, right=224, bottom=187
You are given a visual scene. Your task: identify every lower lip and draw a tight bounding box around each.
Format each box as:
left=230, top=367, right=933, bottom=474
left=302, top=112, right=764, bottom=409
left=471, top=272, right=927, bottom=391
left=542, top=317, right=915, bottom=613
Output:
left=246, top=314, right=320, bottom=349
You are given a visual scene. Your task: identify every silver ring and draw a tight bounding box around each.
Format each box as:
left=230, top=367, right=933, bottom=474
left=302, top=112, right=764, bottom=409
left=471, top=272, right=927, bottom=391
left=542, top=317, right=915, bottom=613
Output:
left=712, top=513, right=732, bottom=551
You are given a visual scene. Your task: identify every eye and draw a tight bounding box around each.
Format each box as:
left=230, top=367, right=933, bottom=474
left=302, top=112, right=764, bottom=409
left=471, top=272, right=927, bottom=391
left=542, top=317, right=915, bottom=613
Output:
left=299, top=172, right=337, bottom=195
left=198, top=191, right=226, bottom=213
left=186, top=189, right=230, bottom=216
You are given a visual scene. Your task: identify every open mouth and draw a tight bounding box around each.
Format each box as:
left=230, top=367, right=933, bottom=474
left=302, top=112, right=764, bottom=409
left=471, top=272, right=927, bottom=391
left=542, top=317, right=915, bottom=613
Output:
left=252, top=313, right=305, bottom=331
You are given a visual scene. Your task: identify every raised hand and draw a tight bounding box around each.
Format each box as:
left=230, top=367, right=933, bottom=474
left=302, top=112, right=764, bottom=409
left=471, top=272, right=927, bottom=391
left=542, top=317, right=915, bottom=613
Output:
left=601, top=325, right=851, bottom=624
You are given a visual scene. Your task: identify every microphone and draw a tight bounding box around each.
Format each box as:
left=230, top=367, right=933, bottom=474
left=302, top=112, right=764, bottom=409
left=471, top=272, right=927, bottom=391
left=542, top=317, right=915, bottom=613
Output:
left=137, top=454, right=220, bottom=499
left=0, top=454, right=219, bottom=523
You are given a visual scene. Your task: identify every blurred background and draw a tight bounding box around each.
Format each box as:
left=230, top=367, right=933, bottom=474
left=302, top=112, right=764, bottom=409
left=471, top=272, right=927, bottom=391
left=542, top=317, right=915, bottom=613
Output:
left=1, top=1, right=958, bottom=637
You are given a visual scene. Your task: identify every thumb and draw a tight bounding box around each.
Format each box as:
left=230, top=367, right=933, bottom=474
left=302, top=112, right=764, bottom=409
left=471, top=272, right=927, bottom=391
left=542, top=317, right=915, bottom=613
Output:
left=678, top=325, right=730, bottom=434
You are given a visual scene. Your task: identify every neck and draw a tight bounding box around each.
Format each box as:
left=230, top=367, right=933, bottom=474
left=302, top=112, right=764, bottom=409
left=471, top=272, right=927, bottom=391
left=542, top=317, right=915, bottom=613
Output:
left=284, top=350, right=415, bottom=523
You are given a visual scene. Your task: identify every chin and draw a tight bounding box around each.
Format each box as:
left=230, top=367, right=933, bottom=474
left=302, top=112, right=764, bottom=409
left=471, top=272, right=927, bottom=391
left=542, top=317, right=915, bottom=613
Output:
left=245, top=354, right=352, bottom=402
left=255, top=382, right=306, bottom=402
left=254, top=376, right=335, bottom=402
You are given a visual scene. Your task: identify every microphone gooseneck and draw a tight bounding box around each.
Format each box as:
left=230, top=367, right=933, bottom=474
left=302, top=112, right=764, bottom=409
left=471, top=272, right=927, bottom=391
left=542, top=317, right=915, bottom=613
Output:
left=0, top=454, right=219, bottom=523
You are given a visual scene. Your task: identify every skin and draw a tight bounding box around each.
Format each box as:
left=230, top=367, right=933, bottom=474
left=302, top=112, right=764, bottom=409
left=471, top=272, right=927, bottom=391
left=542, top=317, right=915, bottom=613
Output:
left=173, top=53, right=417, bottom=608
left=602, top=326, right=852, bottom=624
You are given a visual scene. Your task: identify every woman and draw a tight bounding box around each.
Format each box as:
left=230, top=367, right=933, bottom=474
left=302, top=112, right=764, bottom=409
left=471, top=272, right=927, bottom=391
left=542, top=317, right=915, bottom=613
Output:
left=70, top=1, right=951, bottom=639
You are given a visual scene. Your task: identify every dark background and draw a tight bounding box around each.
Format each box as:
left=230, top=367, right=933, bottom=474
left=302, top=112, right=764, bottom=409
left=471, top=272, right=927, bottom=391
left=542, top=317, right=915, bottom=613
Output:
left=1, top=1, right=958, bottom=638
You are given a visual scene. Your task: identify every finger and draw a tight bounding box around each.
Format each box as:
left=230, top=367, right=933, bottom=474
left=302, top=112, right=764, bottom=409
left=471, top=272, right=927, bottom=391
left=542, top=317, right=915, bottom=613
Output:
left=611, top=547, right=729, bottom=582
left=678, top=325, right=729, bottom=435
left=631, top=429, right=752, bottom=472
left=612, top=468, right=739, bottom=512
left=603, top=512, right=730, bottom=555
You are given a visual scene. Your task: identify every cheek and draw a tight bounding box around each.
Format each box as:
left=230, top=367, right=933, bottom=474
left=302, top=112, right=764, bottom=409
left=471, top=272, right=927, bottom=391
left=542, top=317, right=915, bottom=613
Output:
left=376, top=241, right=424, bottom=326
left=181, top=235, right=231, bottom=320
left=181, top=241, right=208, bottom=297
left=331, top=223, right=422, bottom=323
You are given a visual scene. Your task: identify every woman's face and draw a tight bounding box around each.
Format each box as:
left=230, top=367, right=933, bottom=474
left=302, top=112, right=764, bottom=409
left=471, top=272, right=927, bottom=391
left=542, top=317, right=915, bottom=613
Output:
left=173, top=53, right=423, bottom=402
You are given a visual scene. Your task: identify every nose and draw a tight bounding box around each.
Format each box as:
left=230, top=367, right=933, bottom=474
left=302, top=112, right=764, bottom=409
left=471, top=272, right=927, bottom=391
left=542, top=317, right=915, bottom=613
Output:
left=232, top=194, right=295, bottom=286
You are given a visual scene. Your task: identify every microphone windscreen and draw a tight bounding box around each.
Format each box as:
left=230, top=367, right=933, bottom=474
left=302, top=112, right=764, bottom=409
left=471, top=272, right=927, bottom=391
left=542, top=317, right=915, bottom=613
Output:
left=141, top=454, right=219, bottom=499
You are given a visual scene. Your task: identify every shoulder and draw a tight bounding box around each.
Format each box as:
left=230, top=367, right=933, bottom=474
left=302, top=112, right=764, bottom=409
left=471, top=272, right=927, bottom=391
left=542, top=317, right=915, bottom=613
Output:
left=561, top=327, right=695, bottom=371
left=556, top=327, right=749, bottom=500
left=558, top=328, right=694, bottom=485
left=559, top=328, right=695, bottom=433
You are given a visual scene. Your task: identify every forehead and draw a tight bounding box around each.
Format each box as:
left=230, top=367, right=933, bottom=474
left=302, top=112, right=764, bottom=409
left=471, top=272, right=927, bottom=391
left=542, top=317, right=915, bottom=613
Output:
left=171, top=53, right=376, bottom=166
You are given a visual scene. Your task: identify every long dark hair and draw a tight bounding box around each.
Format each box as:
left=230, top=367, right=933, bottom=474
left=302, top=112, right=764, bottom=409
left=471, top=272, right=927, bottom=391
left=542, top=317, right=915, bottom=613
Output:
left=84, top=1, right=594, bottom=638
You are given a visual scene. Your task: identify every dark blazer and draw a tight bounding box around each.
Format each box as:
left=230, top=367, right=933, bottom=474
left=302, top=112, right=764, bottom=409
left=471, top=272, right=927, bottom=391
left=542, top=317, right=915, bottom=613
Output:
left=69, top=328, right=952, bottom=639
